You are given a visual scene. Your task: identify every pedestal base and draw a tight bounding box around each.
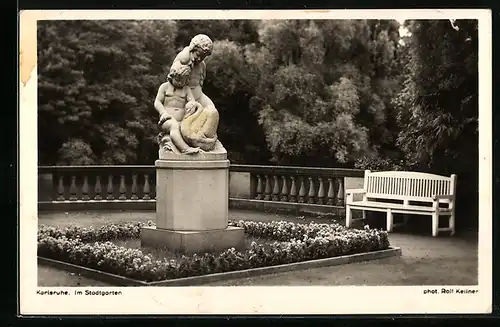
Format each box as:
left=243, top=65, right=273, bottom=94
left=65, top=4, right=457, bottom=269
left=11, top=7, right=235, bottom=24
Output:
left=155, top=159, right=230, bottom=231
left=140, top=226, right=245, bottom=254
left=159, top=140, right=227, bottom=161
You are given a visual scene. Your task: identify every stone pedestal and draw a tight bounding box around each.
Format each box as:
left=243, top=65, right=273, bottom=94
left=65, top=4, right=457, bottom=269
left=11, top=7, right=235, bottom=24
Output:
left=141, top=226, right=245, bottom=253
left=155, top=159, right=230, bottom=230
left=140, top=145, right=245, bottom=254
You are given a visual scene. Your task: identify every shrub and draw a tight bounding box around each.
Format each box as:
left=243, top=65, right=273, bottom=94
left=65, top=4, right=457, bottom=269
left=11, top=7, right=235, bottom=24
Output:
left=38, top=220, right=390, bottom=282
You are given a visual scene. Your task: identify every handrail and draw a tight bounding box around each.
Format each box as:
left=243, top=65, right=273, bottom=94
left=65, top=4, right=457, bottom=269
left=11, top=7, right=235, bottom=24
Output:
left=229, top=164, right=364, bottom=177
left=38, top=164, right=365, bottom=210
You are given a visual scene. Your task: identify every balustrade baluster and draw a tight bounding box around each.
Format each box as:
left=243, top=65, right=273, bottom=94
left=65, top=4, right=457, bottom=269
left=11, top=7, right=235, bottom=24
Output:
left=289, top=176, right=297, bottom=202
left=327, top=178, right=335, bottom=205
left=255, top=175, right=263, bottom=200
left=94, top=176, right=102, bottom=200
left=272, top=175, right=280, bottom=201
left=107, top=175, right=114, bottom=200
left=317, top=177, right=326, bottom=205
left=307, top=177, right=316, bottom=204
left=119, top=175, right=127, bottom=200
left=263, top=175, right=272, bottom=201
left=81, top=175, right=89, bottom=201
left=143, top=174, right=151, bottom=200
left=336, top=178, right=344, bottom=205
left=280, top=176, right=289, bottom=202
left=131, top=174, right=138, bottom=200
left=56, top=175, right=65, bottom=201
left=298, top=177, right=306, bottom=203
left=69, top=176, right=78, bottom=201
left=43, top=166, right=363, bottom=209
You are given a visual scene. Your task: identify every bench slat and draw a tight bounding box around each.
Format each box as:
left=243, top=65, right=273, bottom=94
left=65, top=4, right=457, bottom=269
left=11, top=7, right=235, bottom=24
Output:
left=349, top=200, right=451, bottom=213
left=364, top=194, right=450, bottom=203
left=366, top=175, right=452, bottom=199
left=345, top=170, right=457, bottom=237
left=366, top=171, right=452, bottom=180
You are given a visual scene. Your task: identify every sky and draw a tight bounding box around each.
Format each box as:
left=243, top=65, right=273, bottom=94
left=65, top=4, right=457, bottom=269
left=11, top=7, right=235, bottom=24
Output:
left=397, top=19, right=410, bottom=37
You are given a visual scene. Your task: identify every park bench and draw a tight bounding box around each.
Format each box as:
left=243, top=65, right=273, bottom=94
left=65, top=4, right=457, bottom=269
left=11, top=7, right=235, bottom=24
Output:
left=345, top=170, right=457, bottom=237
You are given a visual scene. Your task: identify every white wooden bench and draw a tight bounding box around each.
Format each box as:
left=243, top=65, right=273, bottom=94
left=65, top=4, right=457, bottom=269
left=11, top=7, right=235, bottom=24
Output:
left=345, top=170, right=457, bottom=237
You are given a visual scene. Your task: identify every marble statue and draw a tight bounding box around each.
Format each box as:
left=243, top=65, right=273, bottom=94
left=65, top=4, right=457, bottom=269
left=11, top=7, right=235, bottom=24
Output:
left=143, top=35, right=241, bottom=254
left=155, top=34, right=224, bottom=156
left=155, top=61, right=200, bottom=154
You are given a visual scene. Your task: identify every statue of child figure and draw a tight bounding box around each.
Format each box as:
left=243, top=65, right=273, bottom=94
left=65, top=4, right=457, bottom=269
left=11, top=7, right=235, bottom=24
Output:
left=154, top=61, right=201, bottom=154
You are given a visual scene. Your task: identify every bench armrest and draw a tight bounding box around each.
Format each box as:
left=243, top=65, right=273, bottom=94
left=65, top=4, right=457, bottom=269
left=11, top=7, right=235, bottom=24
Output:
left=432, top=194, right=454, bottom=201
left=345, top=188, right=366, bottom=195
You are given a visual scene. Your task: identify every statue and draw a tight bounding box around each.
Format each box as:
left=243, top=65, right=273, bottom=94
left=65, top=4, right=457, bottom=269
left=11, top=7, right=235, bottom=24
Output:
left=155, top=61, right=201, bottom=154
left=144, top=35, right=241, bottom=254
left=155, top=34, right=223, bottom=156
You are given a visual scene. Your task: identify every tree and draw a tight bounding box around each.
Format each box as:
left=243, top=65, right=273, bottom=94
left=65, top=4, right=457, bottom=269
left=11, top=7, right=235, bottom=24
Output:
left=38, top=20, right=178, bottom=165
left=38, top=20, right=92, bottom=164
left=204, top=39, right=271, bottom=164
left=38, top=19, right=406, bottom=169
left=247, top=19, right=403, bottom=167
left=174, top=20, right=259, bottom=50
left=393, top=19, right=479, bottom=227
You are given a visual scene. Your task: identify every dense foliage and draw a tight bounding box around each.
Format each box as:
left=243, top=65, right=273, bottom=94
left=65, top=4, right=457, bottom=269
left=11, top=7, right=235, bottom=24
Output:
left=393, top=19, right=479, bottom=222
left=38, top=220, right=390, bottom=282
left=38, top=19, right=479, bottom=225
left=248, top=20, right=403, bottom=167
left=37, top=20, right=269, bottom=165
left=38, top=19, right=405, bottom=166
left=38, top=20, right=177, bottom=165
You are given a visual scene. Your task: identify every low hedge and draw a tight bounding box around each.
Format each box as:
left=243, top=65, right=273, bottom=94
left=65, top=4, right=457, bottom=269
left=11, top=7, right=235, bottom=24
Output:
left=38, top=220, right=390, bottom=282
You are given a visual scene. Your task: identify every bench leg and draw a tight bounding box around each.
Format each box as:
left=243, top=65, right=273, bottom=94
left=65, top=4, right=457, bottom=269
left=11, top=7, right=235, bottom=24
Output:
left=393, top=214, right=410, bottom=229
left=346, top=205, right=352, bottom=228
left=432, top=213, right=439, bottom=237
left=362, top=210, right=366, bottom=221
left=449, top=213, right=455, bottom=236
left=403, top=214, right=409, bottom=225
left=386, top=209, right=393, bottom=232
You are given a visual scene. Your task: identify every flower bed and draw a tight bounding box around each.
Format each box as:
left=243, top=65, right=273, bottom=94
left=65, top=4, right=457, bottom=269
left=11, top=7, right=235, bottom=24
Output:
left=38, top=220, right=390, bottom=282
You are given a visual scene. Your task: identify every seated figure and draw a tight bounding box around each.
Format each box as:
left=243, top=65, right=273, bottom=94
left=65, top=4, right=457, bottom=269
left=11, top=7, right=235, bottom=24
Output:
left=172, top=34, right=220, bottom=151
left=154, top=61, right=200, bottom=154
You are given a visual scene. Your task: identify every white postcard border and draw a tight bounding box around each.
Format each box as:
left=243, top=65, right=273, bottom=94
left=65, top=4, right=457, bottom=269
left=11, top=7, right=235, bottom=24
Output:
left=19, top=9, right=492, bottom=315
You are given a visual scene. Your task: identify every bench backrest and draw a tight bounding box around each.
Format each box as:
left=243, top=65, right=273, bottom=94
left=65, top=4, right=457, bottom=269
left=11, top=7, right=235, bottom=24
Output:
left=363, top=170, right=457, bottom=202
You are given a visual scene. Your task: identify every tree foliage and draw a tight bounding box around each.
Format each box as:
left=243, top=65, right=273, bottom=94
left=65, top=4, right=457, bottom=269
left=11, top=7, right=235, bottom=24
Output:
left=246, top=20, right=403, bottom=167
left=37, top=18, right=480, bottom=228
left=38, top=18, right=479, bottom=210
left=38, top=20, right=178, bottom=165
left=394, top=20, right=478, bottom=173
left=38, top=19, right=269, bottom=165
left=393, top=19, right=479, bottom=225
left=204, top=39, right=270, bottom=163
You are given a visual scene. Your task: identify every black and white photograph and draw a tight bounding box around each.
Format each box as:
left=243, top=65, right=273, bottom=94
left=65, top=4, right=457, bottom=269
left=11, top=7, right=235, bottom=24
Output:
left=19, top=9, right=492, bottom=315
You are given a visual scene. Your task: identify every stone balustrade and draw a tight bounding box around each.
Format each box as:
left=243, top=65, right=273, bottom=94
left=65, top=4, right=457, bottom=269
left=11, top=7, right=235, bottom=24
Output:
left=38, top=166, right=156, bottom=210
left=38, top=165, right=364, bottom=214
left=229, top=165, right=364, bottom=206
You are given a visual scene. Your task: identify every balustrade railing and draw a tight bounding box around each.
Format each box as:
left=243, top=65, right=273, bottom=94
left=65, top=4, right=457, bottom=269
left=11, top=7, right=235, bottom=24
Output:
left=39, top=166, right=156, bottom=203
left=38, top=164, right=364, bottom=212
left=230, top=165, right=364, bottom=207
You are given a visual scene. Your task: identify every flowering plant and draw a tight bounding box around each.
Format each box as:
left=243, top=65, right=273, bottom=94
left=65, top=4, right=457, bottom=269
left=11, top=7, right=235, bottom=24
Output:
left=38, top=221, right=155, bottom=243
left=38, top=219, right=390, bottom=282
